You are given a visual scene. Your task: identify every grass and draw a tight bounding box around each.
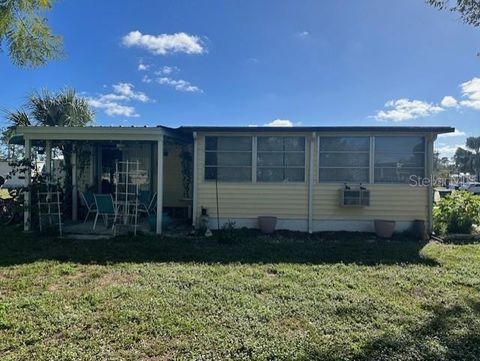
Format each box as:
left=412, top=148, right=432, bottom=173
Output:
left=0, top=226, right=479, bottom=360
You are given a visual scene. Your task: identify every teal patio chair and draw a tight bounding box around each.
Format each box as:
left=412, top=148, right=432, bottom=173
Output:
left=93, top=194, right=116, bottom=230
left=138, top=191, right=157, bottom=216
left=80, top=191, right=97, bottom=223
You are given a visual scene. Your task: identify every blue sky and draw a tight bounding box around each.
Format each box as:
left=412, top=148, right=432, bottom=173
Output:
left=1, top=0, right=479, bottom=157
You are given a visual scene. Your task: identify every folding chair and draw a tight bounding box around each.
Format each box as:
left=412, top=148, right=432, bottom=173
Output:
left=80, top=191, right=97, bottom=223
left=93, top=194, right=116, bottom=230
left=138, top=192, right=157, bottom=216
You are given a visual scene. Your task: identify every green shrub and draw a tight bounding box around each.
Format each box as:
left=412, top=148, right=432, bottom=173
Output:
left=433, top=191, right=480, bottom=235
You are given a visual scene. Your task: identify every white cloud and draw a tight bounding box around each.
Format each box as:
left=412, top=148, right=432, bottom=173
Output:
left=138, top=60, right=149, bottom=71
left=122, top=31, right=204, bottom=55
left=264, top=119, right=293, bottom=127
left=112, top=82, right=149, bottom=102
left=297, top=31, right=309, bottom=37
left=155, top=66, right=178, bottom=75
left=438, top=129, right=466, bottom=138
left=435, top=143, right=464, bottom=157
left=156, top=77, right=202, bottom=93
left=459, top=77, right=480, bottom=109
left=87, top=98, right=138, bottom=117
left=440, top=96, right=458, bottom=108
left=374, top=98, right=444, bottom=121
left=86, top=83, right=150, bottom=118
left=141, top=75, right=152, bottom=84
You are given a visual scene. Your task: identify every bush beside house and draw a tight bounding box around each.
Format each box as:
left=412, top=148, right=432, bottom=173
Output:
left=433, top=191, right=480, bottom=235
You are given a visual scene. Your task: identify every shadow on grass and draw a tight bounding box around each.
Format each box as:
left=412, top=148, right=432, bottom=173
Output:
left=303, top=301, right=480, bottom=361
left=0, top=225, right=438, bottom=267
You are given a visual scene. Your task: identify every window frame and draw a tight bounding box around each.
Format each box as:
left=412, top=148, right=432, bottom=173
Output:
left=256, top=135, right=307, bottom=183
left=317, top=135, right=371, bottom=184
left=373, top=135, right=426, bottom=184
left=202, top=133, right=429, bottom=185
left=204, top=135, right=253, bottom=182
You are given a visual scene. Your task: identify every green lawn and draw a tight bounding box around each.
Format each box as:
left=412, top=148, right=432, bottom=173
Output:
left=0, top=227, right=479, bottom=360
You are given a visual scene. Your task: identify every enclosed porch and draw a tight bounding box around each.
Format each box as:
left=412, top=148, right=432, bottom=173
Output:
left=14, top=126, right=192, bottom=236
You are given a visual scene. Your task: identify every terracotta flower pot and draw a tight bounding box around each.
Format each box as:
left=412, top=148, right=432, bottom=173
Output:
left=258, top=216, right=277, bottom=234
left=374, top=219, right=396, bottom=238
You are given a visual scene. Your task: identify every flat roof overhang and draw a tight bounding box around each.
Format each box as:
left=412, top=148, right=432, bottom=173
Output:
left=179, top=126, right=455, bottom=135
left=9, top=125, right=190, bottom=145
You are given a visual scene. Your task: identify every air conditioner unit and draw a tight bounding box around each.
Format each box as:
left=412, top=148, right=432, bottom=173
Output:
left=340, top=188, right=370, bottom=207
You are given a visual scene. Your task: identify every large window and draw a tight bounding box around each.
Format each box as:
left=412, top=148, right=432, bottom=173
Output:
left=257, top=136, right=305, bottom=182
left=319, top=137, right=370, bottom=182
left=374, top=136, right=425, bottom=183
left=205, top=136, right=252, bottom=181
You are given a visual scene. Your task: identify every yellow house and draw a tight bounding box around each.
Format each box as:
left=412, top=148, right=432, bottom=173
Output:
left=184, top=126, right=454, bottom=234
left=12, top=125, right=453, bottom=235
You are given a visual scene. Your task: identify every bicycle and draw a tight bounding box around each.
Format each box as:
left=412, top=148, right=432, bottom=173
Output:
left=0, top=188, right=23, bottom=226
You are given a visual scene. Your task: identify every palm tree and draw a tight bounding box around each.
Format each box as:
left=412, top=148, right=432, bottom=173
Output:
left=4, top=88, right=94, bottom=216
left=5, top=88, right=93, bottom=134
left=2, top=110, right=30, bottom=159
left=454, top=147, right=473, bottom=173
left=28, top=89, right=93, bottom=127
left=466, top=136, right=480, bottom=181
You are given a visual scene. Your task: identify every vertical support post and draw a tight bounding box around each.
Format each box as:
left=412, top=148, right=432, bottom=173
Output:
left=89, top=144, right=95, bottom=187
left=156, top=135, right=164, bottom=235
left=24, top=138, right=32, bottom=231
left=192, top=132, right=198, bottom=228
left=308, top=132, right=315, bottom=233
left=369, top=136, right=375, bottom=184
left=72, top=147, right=78, bottom=221
left=97, top=144, right=102, bottom=193
left=427, top=134, right=435, bottom=234
left=45, top=140, right=52, bottom=183
left=252, top=136, right=257, bottom=183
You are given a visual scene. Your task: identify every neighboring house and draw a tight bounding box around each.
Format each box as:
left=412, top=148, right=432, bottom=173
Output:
left=10, top=125, right=454, bottom=235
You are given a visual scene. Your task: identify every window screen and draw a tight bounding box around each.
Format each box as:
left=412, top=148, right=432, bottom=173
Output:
left=204, top=136, right=252, bottom=181
left=256, top=136, right=305, bottom=182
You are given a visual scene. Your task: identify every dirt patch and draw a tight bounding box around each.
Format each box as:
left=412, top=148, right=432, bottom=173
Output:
left=47, top=270, right=89, bottom=291
left=96, top=271, right=139, bottom=288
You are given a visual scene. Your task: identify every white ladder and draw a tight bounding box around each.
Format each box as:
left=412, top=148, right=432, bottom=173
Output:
left=114, top=160, right=144, bottom=235
left=37, top=186, right=63, bottom=237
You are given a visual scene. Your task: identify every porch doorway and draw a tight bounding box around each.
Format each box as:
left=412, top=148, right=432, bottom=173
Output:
left=99, top=146, right=122, bottom=194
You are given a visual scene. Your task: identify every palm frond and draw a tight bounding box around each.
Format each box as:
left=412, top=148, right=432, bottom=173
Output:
left=27, top=88, right=94, bottom=127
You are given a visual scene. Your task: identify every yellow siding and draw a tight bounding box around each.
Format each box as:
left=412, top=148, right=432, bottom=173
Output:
left=198, top=183, right=308, bottom=218
left=313, top=184, right=428, bottom=221
left=195, top=132, right=432, bottom=225
left=310, top=134, right=428, bottom=222
left=196, top=133, right=310, bottom=219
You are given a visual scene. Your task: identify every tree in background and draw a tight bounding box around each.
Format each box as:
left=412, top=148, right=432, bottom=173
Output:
left=0, top=109, right=29, bottom=160
left=433, top=151, right=455, bottom=180
left=0, top=0, right=63, bottom=67
left=454, top=147, right=473, bottom=174
left=427, top=0, right=480, bottom=27
left=466, top=136, right=480, bottom=181
left=4, top=88, right=93, bottom=215
left=453, top=136, right=480, bottom=181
